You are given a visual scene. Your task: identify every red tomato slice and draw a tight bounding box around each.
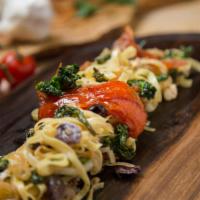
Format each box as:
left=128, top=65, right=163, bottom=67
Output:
left=38, top=81, right=147, bottom=138
left=163, top=59, right=188, bottom=70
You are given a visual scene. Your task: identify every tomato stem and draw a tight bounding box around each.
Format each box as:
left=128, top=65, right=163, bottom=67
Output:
left=13, top=47, right=23, bottom=61
left=0, top=64, right=15, bottom=84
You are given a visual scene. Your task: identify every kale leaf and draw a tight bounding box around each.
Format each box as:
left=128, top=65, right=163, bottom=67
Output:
left=102, top=124, right=135, bottom=161
left=180, top=45, right=193, bottom=58
left=36, top=64, right=80, bottom=96
left=31, top=171, right=44, bottom=184
left=93, top=68, right=107, bottom=82
left=157, top=74, right=168, bottom=82
left=0, top=157, right=9, bottom=172
left=95, top=49, right=111, bottom=64
left=57, top=64, right=80, bottom=90
left=163, top=46, right=193, bottom=59
left=127, top=79, right=156, bottom=100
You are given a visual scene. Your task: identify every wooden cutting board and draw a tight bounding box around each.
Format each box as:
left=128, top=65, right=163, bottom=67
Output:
left=0, top=33, right=200, bottom=200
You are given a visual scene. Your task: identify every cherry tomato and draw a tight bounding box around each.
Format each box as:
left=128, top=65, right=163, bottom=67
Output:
left=162, top=59, right=188, bottom=70
left=0, top=51, right=36, bottom=87
left=38, top=81, right=147, bottom=138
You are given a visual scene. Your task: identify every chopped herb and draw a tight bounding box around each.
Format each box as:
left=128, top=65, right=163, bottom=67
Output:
left=101, top=136, right=113, bottom=147
left=31, top=171, right=44, bottom=184
left=139, top=40, right=146, bottom=48
left=36, top=64, right=80, bottom=96
left=75, top=0, right=97, bottom=17
left=162, top=49, right=175, bottom=59
left=38, top=122, right=45, bottom=130
left=79, top=157, right=89, bottom=164
left=162, top=46, right=193, bottom=59
left=55, top=106, right=96, bottom=135
left=93, top=68, right=107, bottom=82
left=112, top=124, right=135, bottom=160
left=180, top=45, right=193, bottom=58
left=57, top=64, right=80, bottom=90
left=26, top=128, right=35, bottom=138
left=127, top=79, right=156, bottom=100
left=157, top=74, right=168, bottom=82
left=95, top=49, right=111, bottom=64
left=36, top=76, right=62, bottom=96
left=0, top=157, right=9, bottom=172
left=101, top=124, right=135, bottom=160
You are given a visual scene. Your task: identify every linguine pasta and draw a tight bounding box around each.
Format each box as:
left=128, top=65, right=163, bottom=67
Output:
left=1, top=27, right=200, bottom=200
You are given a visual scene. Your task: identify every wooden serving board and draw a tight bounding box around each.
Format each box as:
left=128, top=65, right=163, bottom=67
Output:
left=1, top=33, right=200, bottom=200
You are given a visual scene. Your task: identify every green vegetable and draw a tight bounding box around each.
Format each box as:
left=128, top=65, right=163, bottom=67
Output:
left=79, top=157, right=89, bottom=164
left=139, top=40, right=146, bottom=48
left=95, top=49, right=111, bottom=64
left=75, top=0, right=97, bottom=17
left=169, top=69, right=182, bottom=80
left=93, top=68, right=107, bottom=82
left=180, top=45, right=193, bottom=58
left=162, top=49, right=175, bottom=59
left=0, top=157, right=9, bottom=172
left=163, top=46, right=193, bottom=59
left=157, top=74, right=168, bottom=82
left=127, top=79, right=156, bottom=100
left=101, top=136, right=113, bottom=147
left=101, top=124, right=135, bottom=160
left=26, top=128, right=35, bottom=138
left=58, top=64, right=80, bottom=90
left=55, top=105, right=96, bottom=135
left=36, top=64, right=80, bottom=96
left=31, top=171, right=44, bottom=184
left=36, top=76, right=62, bottom=96
left=105, top=0, right=135, bottom=4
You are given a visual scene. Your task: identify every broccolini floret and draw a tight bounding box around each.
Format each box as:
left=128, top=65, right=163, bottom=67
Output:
left=75, top=0, right=97, bottom=17
left=102, top=124, right=135, bottom=160
left=36, top=64, right=80, bottom=96
left=127, top=79, right=156, bottom=100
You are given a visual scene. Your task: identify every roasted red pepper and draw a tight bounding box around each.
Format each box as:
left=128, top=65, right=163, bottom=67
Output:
left=38, top=81, right=147, bottom=138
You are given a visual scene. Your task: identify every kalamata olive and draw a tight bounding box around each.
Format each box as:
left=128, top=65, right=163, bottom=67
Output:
left=56, top=122, right=81, bottom=144
left=89, top=104, right=108, bottom=117
left=45, top=176, right=77, bottom=200
left=115, top=164, right=141, bottom=178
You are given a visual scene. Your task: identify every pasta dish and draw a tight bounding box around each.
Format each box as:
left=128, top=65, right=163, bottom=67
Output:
left=0, top=27, right=200, bottom=200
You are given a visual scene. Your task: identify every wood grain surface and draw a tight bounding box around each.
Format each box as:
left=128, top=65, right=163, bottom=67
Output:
left=0, top=33, right=200, bottom=200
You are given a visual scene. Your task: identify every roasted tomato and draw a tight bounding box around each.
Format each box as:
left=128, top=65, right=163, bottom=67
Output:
left=113, top=26, right=158, bottom=59
left=38, top=81, right=147, bottom=138
left=162, top=59, right=188, bottom=70
left=0, top=51, right=36, bottom=87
